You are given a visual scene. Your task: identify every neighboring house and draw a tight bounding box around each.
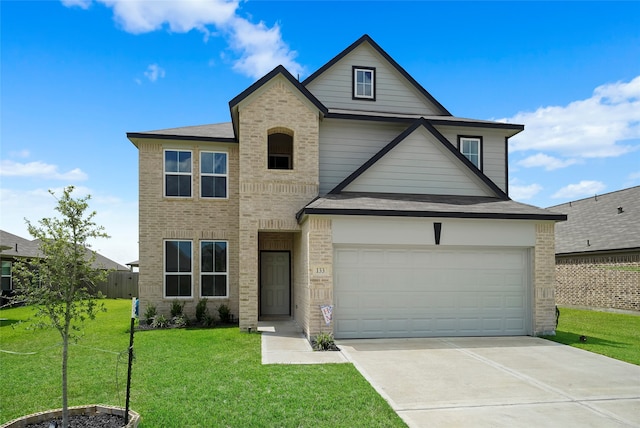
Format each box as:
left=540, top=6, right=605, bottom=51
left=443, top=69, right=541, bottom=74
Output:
left=128, top=35, right=566, bottom=339
left=0, top=229, right=129, bottom=296
left=549, top=186, right=640, bottom=312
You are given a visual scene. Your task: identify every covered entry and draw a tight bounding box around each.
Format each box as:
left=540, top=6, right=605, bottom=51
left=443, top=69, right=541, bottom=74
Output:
left=333, top=246, right=530, bottom=338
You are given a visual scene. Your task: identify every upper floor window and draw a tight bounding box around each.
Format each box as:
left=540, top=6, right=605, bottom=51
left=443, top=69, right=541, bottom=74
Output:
left=165, top=240, right=192, bottom=297
left=458, top=136, right=482, bottom=170
left=201, top=241, right=228, bottom=297
left=165, top=150, right=192, bottom=197
left=1, top=261, right=12, bottom=291
left=268, top=132, right=293, bottom=170
left=353, top=66, right=375, bottom=100
left=201, top=152, right=227, bottom=198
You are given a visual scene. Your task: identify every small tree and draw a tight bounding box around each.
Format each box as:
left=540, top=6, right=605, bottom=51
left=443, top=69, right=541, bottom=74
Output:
left=12, top=186, right=110, bottom=428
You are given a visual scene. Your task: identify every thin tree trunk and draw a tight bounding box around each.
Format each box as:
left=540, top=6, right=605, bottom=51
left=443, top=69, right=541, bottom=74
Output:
left=62, top=323, right=70, bottom=428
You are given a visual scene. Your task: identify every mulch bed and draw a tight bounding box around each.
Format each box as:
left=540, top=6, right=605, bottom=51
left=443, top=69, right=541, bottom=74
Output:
left=25, top=414, right=125, bottom=428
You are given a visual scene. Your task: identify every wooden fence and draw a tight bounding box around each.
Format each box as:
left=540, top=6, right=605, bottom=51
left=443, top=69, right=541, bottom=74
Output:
left=95, top=271, right=139, bottom=299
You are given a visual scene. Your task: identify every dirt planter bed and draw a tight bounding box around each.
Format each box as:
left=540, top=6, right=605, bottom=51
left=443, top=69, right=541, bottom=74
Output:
left=1, top=405, right=140, bottom=428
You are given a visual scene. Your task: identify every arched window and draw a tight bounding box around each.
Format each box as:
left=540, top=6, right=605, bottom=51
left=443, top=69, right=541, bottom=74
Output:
left=268, top=130, right=293, bottom=170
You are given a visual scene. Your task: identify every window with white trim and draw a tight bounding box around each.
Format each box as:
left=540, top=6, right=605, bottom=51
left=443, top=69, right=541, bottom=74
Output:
left=200, top=241, right=228, bottom=297
left=164, top=150, right=192, bottom=197
left=1, top=261, right=12, bottom=291
left=201, top=152, right=227, bottom=198
left=353, top=66, right=375, bottom=100
left=458, top=136, right=482, bottom=169
left=165, top=240, right=192, bottom=297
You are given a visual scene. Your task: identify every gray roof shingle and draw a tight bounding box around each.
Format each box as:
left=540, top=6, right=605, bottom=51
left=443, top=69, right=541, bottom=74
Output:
left=547, top=186, right=640, bottom=255
left=0, top=230, right=129, bottom=271
left=127, top=122, right=235, bottom=142
left=299, top=193, right=566, bottom=221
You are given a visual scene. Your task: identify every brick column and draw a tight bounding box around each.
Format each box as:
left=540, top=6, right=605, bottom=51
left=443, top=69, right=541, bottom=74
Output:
left=534, top=222, right=557, bottom=335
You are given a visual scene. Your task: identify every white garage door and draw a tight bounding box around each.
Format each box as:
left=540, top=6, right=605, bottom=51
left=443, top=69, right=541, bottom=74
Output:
left=333, top=246, right=530, bottom=338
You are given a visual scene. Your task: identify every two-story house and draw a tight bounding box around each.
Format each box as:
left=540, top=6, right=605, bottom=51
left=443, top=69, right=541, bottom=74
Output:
left=128, top=35, right=566, bottom=339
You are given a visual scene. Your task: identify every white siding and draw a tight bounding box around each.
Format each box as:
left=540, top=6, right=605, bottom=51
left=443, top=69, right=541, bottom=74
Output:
left=332, top=217, right=537, bottom=247
left=306, top=43, right=443, bottom=115
left=319, top=119, right=407, bottom=194
left=343, top=127, right=494, bottom=196
left=435, top=126, right=508, bottom=192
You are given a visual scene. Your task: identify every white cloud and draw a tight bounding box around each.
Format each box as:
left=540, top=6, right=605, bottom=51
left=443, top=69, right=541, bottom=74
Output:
left=0, top=187, right=138, bottom=266
left=144, top=63, right=166, bottom=82
left=9, top=149, right=30, bottom=159
left=503, top=76, right=640, bottom=158
left=63, top=0, right=303, bottom=80
left=552, top=180, right=606, bottom=199
left=61, top=0, right=91, bottom=9
left=0, top=160, right=88, bottom=181
left=509, top=182, right=542, bottom=201
left=517, top=153, right=579, bottom=171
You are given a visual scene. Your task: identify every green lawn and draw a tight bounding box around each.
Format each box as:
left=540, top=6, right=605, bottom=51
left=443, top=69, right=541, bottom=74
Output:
left=1, top=300, right=406, bottom=427
left=543, top=306, right=640, bottom=365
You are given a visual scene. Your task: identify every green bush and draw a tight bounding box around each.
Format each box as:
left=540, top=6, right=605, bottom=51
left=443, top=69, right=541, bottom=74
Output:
left=196, top=298, right=208, bottom=322
left=313, top=332, right=336, bottom=351
left=218, top=304, right=231, bottom=324
left=151, top=314, right=169, bottom=329
left=170, top=300, right=185, bottom=317
left=143, top=303, right=157, bottom=325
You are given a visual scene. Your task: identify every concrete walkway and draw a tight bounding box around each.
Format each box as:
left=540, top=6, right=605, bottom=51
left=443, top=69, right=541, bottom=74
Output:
left=258, top=319, right=347, bottom=364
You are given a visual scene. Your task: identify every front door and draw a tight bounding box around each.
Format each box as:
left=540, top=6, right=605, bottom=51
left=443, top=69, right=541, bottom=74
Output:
left=260, top=251, right=290, bottom=316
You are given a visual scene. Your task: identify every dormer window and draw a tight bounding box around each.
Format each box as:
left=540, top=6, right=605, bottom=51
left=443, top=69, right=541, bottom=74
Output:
left=268, top=131, right=293, bottom=170
left=458, top=136, right=482, bottom=170
left=353, top=66, right=375, bottom=100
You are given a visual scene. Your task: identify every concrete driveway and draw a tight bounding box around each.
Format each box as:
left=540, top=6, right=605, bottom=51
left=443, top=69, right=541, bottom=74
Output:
left=337, top=337, right=640, bottom=427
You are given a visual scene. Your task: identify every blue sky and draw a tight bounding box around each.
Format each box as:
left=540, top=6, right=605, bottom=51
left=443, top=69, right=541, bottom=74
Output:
left=2, top=1, right=639, bottom=265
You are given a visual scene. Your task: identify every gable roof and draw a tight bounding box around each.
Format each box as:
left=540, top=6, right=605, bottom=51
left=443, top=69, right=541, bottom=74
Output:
left=548, top=186, right=640, bottom=255
left=329, top=118, right=508, bottom=199
left=303, top=34, right=451, bottom=116
left=298, top=193, right=567, bottom=222
left=0, top=230, right=129, bottom=271
left=228, top=65, right=328, bottom=138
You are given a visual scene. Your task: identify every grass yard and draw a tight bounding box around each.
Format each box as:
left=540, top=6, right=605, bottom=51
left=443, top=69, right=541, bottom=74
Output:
left=0, top=300, right=406, bottom=427
left=543, top=306, right=640, bottom=365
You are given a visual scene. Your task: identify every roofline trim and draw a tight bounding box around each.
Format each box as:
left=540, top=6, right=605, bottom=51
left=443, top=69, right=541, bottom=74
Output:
left=556, top=246, right=640, bottom=257
left=298, top=207, right=568, bottom=222
left=228, top=64, right=328, bottom=114
left=324, top=111, right=524, bottom=131
left=302, top=34, right=452, bottom=116
left=127, top=132, right=238, bottom=143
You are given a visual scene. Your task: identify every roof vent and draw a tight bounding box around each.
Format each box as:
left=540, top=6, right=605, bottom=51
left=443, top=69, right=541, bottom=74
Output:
left=618, top=206, right=624, bottom=214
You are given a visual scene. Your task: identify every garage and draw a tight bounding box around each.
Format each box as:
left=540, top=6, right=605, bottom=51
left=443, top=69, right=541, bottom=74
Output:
left=333, top=246, right=530, bottom=338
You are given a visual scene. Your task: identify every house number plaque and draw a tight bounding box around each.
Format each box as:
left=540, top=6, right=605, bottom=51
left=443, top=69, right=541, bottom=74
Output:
left=312, top=266, right=331, bottom=277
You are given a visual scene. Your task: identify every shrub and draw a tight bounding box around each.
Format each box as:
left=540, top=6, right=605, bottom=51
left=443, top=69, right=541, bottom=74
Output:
left=143, top=303, right=157, bottom=325
left=196, top=299, right=208, bottom=323
left=203, top=313, right=216, bottom=328
left=313, top=332, right=336, bottom=351
left=218, top=304, right=231, bottom=324
left=151, top=314, right=169, bottom=329
left=170, top=300, right=185, bottom=317
left=172, top=315, right=188, bottom=328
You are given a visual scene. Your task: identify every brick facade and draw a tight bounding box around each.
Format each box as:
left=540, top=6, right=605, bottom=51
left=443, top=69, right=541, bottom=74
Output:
left=533, top=222, right=557, bottom=335
left=137, top=141, right=239, bottom=319
left=237, top=76, right=320, bottom=331
left=556, top=253, right=640, bottom=312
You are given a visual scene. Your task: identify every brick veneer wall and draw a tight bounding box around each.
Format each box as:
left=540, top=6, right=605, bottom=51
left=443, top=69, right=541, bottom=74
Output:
left=533, top=222, right=557, bottom=335
left=304, top=216, right=333, bottom=339
left=137, top=141, right=239, bottom=319
left=556, top=253, right=640, bottom=312
left=237, top=75, right=320, bottom=331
